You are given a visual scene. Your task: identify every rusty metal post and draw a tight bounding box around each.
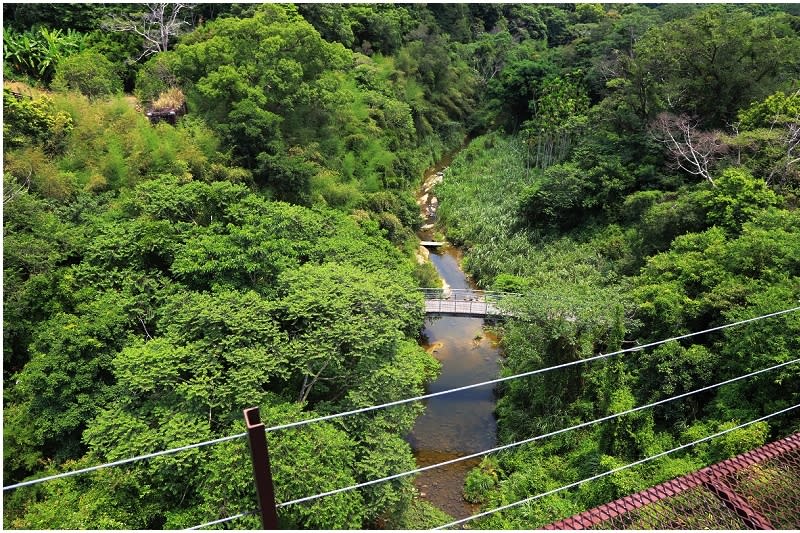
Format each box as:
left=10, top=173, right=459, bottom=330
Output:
left=244, top=407, right=279, bottom=529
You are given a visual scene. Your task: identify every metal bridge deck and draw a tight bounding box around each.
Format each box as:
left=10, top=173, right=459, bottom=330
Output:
left=419, top=288, right=516, bottom=317
left=423, top=299, right=505, bottom=317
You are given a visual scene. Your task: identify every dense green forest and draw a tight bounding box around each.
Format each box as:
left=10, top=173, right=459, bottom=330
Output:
left=3, top=3, right=800, bottom=529
left=432, top=4, right=800, bottom=527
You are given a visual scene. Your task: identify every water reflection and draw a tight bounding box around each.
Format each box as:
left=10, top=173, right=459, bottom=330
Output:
left=407, top=246, right=501, bottom=519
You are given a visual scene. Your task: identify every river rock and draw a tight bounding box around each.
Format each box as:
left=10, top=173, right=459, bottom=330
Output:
left=427, top=341, right=444, bottom=354
left=421, top=172, right=444, bottom=193
left=421, top=223, right=435, bottom=231
left=438, top=281, right=451, bottom=300
left=417, top=245, right=430, bottom=264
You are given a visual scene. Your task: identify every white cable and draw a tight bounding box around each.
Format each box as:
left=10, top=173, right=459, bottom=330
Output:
left=3, top=432, right=248, bottom=491
left=186, top=509, right=257, bottom=530
left=5, top=306, right=798, bottom=493
left=265, top=306, right=800, bottom=434
left=434, top=402, right=800, bottom=529
left=274, top=357, right=798, bottom=509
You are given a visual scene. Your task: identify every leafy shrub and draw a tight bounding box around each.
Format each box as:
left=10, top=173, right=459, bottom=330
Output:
left=518, top=163, right=593, bottom=230
left=492, top=273, right=530, bottom=293
left=134, top=53, right=179, bottom=104
left=388, top=499, right=453, bottom=529
left=732, top=90, right=800, bottom=192
left=4, top=146, right=77, bottom=201
left=705, top=168, right=779, bottom=233
left=84, top=30, right=142, bottom=91
left=737, top=90, right=800, bottom=130
left=51, top=50, right=121, bottom=98
left=377, top=211, right=409, bottom=244
left=205, top=163, right=252, bottom=184
left=360, top=190, right=421, bottom=229
left=638, top=188, right=709, bottom=256
left=3, top=89, right=73, bottom=151
left=463, top=462, right=498, bottom=503
left=683, top=421, right=769, bottom=465
left=412, top=261, right=442, bottom=289
left=621, top=190, right=663, bottom=224
left=575, top=3, right=604, bottom=23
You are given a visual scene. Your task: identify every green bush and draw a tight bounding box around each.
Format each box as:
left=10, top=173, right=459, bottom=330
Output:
left=134, top=54, right=179, bottom=104
left=360, top=190, right=421, bottom=229
left=737, top=90, right=800, bottom=130
left=705, top=168, right=779, bottom=233
left=463, top=465, right=498, bottom=503
left=492, top=273, right=530, bottom=293
left=51, top=50, right=121, bottom=98
left=388, top=498, right=453, bottom=529
left=518, top=163, right=593, bottom=230
left=3, top=90, right=73, bottom=151
left=637, top=188, right=710, bottom=256
left=412, top=261, right=442, bottom=288
left=621, top=190, right=663, bottom=224
left=85, top=30, right=142, bottom=91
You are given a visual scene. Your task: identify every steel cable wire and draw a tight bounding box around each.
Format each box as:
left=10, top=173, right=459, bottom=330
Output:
left=265, top=306, right=800, bottom=434
left=274, top=357, right=799, bottom=509
left=3, top=432, right=247, bottom=491
left=5, top=306, right=797, bottom=494
left=186, top=509, right=258, bottom=530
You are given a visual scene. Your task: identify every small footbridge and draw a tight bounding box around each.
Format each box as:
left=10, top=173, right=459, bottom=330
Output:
left=418, top=288, right=518, bottom=318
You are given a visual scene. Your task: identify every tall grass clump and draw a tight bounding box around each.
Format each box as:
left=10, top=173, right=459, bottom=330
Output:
left=151, top=87, right=185, bottom=111
left=5, top=85, right=236, bottom=198
left=436, top=133, right=626, bottom=291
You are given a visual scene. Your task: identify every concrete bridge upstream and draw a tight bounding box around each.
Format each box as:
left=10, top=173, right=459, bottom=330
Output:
left=418, top=288, right=516, bottom=318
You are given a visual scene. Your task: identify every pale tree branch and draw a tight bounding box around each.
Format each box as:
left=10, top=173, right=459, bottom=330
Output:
left=103, top=3, right=193, bottom=61
left=786, top=122, right=800, bottom=165
left=598, top=53, right=623, bottom=82
left=727, top=121, right=742, bottom=165
left=650, top=112, right=727, bottom=187
left=298, top=356, right=333, bottom=404
left=767, top=120, right=800, bottom=185
left=3, top=167, right=32, bottom=208
left=138, top=316, right=153, bottom=340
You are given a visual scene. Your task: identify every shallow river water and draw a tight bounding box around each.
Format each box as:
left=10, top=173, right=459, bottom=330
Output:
left=406, top=153, right=503, bottom=520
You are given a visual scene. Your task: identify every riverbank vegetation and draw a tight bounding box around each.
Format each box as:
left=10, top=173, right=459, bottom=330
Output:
left=3, top=2, right=799, bottom=529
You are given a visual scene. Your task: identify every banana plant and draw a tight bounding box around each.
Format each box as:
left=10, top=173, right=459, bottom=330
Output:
left=3, top=26, right=88, bottom=82
left=3, top=28, right=37, bottom=74
left=35, top=27, right=65, bottom=77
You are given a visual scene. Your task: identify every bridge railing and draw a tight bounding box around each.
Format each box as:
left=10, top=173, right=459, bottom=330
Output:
left=417, top=288, right=520, bottom=300
left=416, top=288, right=521, bottom=316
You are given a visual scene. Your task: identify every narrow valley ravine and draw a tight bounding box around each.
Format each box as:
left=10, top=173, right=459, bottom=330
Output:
left=406, top=151, right=503, bottom=520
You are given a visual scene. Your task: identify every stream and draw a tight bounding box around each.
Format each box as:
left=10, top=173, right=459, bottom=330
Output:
left=406, top=150, right=503, bottom=519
